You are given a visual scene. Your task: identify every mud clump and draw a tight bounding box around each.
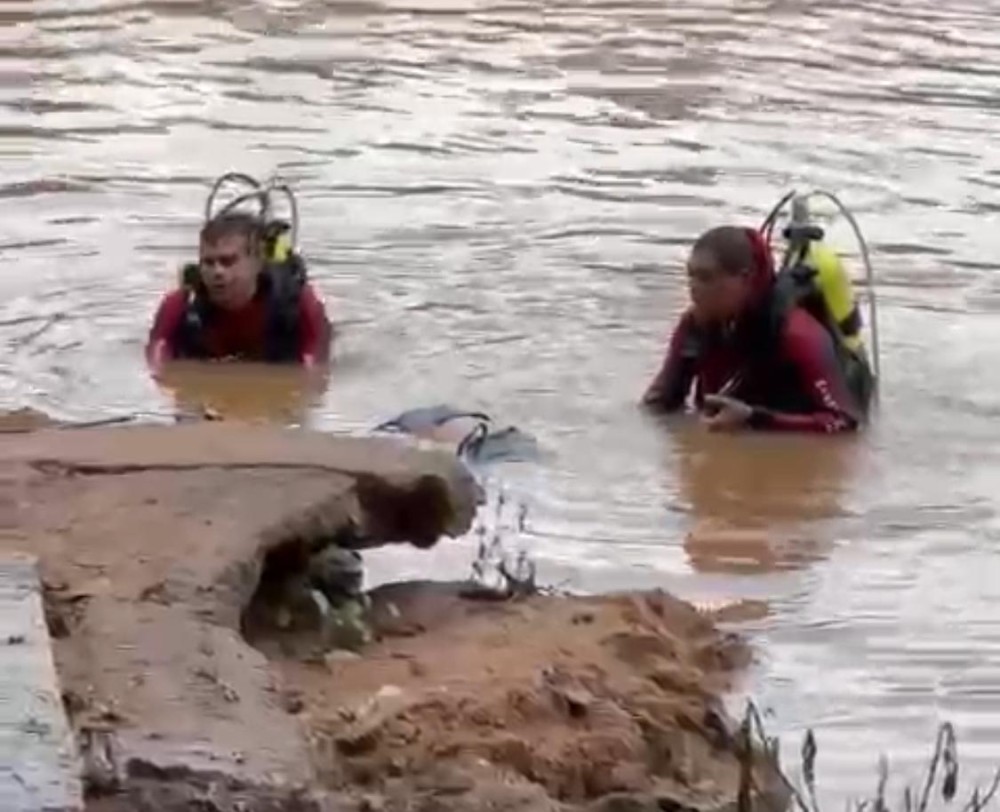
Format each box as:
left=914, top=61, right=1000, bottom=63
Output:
left=274, top=582, right=785, bottom=812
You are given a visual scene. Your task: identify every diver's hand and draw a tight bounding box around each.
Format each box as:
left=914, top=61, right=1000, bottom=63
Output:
left=701, top=394, right=753, bottom=432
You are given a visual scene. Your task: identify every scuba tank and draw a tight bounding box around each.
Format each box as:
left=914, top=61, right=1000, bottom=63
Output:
left=777, top=194, right=867, bottom=356
left=263, top=221, right=293, bottom=264
left=761, top=189, right=881, bottom=411
left=203, top=172, right=300, bottom=251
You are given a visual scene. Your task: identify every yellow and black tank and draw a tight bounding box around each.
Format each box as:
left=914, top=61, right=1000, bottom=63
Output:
left=775, top=195, right=869, bottom=359
left=769, top=192, right=877, bottom=414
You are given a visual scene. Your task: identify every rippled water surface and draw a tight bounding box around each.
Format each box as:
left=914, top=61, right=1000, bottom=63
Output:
left=5, top=0, right=1000, bottom=799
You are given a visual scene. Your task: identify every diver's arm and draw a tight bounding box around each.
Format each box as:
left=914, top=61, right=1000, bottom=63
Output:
left=145, top=290, right=187, bottom=370
left=748, top=310, right=860, bottom=434
left=642, top=309, right=698, bottom=412
left=298, top=284, right=332, bottom=367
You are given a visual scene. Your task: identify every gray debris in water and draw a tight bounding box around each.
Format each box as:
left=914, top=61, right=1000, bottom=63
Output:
left=374, top=405, right=488, bottom=435
left=374, top=403, right=540, bottom=466
left=465, top=425, right=540, bottom=465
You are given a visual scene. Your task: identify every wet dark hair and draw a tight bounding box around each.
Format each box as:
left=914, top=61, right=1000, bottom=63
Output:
left=691, top=225, right=754, bottom=276
left=199, top=211, right=264, bottom=254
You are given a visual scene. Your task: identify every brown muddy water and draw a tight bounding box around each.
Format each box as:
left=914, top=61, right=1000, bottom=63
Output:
left=4, top=0, right=1000, bottom=801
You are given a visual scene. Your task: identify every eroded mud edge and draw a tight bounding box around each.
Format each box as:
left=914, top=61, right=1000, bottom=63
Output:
left=0, top=417, right=787, bottom=812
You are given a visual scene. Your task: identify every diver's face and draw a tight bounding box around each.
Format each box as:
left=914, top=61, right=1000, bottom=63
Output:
left=199, top=233, right=260, bottom=310
left=686, top=247, right=751, bottom=323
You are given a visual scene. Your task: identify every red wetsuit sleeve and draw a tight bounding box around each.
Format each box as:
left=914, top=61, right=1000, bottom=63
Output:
left=642, top=309, right=699, bottom=412
left=749, top=309, right=860, bottom=434
left=145, top=289, right=188, bottom=366
left=297, top=284, right=332, bottom=365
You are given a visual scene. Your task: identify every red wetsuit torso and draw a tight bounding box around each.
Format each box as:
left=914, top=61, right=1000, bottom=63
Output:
left=146, top=281, right=332, bottom=367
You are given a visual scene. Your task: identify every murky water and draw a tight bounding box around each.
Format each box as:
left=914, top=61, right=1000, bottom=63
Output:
left=5, top=0, right=1000, bottom=800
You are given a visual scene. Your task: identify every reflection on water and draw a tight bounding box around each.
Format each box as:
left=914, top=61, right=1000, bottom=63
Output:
left=671, top=423, right=860, bottom=529
left=670, top=424, right=861, bottom=576
left=5, top=0, right=1000, bottom=800
left=153, top=360, right=329, bottom=424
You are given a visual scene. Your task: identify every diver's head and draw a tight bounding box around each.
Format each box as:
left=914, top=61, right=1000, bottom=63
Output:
left=198, top=212, right=265, bottom=310
left=686, top=225, right=773, bottom=323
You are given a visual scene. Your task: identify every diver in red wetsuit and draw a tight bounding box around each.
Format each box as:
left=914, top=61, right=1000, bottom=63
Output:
left=145, top=212, right=332, bottom=372
left=642, top=225, right=868, bottom=434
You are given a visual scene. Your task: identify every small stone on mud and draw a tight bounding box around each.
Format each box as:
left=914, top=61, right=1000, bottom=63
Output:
left=335, top=686, right=412, bottom=755
left=325, top=650, right=362, bottom=667
left=283, top=692, right=305, bottom=715
left=415, top=764, right=477, bottom=795
left=556, top=685, right=593, bottom=718
left=586, top=793, right=659, bottom=812
left=138, top=580, right=172, bottom=605
left=360, top=795, right=386, bottom=812
left=276, top=606, right=293, bottom=629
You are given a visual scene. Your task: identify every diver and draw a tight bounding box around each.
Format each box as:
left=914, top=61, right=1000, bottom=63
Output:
left=642, top=219, right=875, bottom=434
left=145, top=174, right=333, bottom=371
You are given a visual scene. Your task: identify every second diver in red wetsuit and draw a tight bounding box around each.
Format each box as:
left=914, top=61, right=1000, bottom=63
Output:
left=642, top=224, right=874, bottom=433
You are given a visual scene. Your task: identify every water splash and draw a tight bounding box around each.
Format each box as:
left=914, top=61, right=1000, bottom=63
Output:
left=466, top=475, right=536, bottom=597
